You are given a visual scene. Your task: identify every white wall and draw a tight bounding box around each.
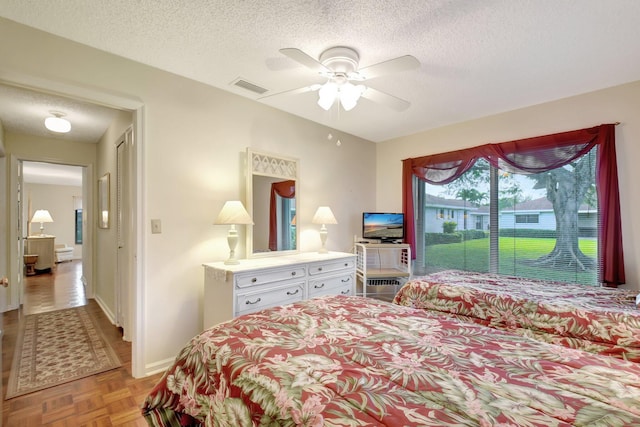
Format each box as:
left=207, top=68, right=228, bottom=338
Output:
left=0, top=18, right=377, bottom=374
left=94, top=110, right=133, bottom=318
left=377, top=80, right=640, bottom=291
left=24, top=182, right=83, bottom=258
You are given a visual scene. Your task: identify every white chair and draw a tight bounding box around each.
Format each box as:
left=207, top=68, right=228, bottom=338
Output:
left=54, top=244, right=74, bottom=263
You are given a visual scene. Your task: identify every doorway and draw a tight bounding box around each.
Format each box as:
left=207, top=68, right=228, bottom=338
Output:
left=1, top=77, right=145, bottom=378
left=20, top=161, right=86, bottom=315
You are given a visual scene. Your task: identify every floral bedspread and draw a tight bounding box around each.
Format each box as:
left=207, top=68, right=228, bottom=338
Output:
left=393, top=270, right=640, bottom=361
left=142, top=295, right=640, bottom=426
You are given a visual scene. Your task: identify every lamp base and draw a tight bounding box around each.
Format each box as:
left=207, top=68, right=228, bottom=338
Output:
left=318, top=227, right=328, bottom=254
left=225, top=226, right=240, bottom=265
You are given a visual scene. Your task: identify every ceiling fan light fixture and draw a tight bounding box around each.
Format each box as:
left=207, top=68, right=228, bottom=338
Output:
left=44, top=112, right=71, bottom=133
left=339, top=83, right=366, bottom=111
left=317, top=82, right=338, bottom=110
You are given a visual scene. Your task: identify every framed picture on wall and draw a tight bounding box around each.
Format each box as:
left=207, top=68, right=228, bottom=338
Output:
left=98, top=173, right=110, bottom=229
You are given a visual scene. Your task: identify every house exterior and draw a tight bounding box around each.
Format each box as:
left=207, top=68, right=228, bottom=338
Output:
left=424, top=194, right=480, bottom=233
left=425, top=195, right=597, bottom=235
left=500, top=197, right=597, bottom=235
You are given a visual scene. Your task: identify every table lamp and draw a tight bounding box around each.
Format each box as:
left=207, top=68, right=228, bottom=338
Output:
left=312, top=206, right=337, bottom=254
left=31, top=209, right=54, bottom=236
left=214, top=201, right=253, bottom=265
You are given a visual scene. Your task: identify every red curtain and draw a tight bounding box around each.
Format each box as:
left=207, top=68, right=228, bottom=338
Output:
left=269, top=180, right=295, bottom=251
left=402, top=124, right=624, bottom=286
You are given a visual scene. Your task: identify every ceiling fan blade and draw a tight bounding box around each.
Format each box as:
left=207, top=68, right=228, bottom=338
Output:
left=358, top=55, right=420, bottom=80
left=279, top=48, right=331, bottom=74
left=361, top=87, right=411, bottom=112
left=258, top=85, right=319, bottom=100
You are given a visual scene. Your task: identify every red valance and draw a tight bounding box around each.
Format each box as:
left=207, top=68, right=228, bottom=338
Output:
left=402, top=124, right=624, bottom=286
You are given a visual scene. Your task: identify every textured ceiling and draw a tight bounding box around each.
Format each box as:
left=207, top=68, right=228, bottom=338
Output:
left=0, top=84, right=116, bottom=186
left=0, top=84, right=117, bottom=143
left=1, top=1, right=640, bottom=143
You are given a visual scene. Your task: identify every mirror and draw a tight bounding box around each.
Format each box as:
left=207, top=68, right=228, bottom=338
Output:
left=246, top=149, right=299, bottom=257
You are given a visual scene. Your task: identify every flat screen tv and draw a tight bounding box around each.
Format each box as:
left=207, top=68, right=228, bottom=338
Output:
left=362, top=212, right=405, bottom=242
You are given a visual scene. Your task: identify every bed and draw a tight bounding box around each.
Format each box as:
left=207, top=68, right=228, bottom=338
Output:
left=393, top=270, right=640, bottom=362
left=142, top=295, right=640, bottom=426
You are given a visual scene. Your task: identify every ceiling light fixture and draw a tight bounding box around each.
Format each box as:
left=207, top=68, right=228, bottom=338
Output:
left=272, top=46, right=419, bottom=112
left=44, top=111, right=71, bottom=133
left=317, top=76, right=366, bottom=112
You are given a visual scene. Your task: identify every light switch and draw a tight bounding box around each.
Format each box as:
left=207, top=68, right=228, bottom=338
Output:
left=151, top=219, right=162, bottom=234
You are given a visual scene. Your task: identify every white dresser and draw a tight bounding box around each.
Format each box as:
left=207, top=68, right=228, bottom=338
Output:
left=26, top=235, right=56, bottom=271
left=203, top=251, right=355, bottom=330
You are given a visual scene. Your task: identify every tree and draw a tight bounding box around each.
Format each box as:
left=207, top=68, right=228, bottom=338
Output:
left=432, top=150, right=597, bottom=272
left=526, top=150, right=597, bottom=271
left=445, top=161, right=525, bottom=209
left=456, top=188, right=487, bottom=205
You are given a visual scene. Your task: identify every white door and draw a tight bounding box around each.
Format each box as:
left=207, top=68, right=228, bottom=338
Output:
left=116, top=128, right=134, bottom=341
left=16, top=160, right=24, bottom=306
left=0, top=275, right=6, bottom=423
left=1, top=155, right=8, bottom=422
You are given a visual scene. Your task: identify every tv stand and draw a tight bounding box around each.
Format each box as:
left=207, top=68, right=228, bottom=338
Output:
left=354, top=243, right=411, bottom=302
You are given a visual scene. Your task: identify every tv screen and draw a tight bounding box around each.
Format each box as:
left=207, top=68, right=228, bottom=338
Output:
left=362, top=212, right=405, bottom=241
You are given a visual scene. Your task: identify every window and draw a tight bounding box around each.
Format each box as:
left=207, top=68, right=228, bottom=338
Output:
left=417, top=153, right=598, bottom=285
left=515, top=214, right=539, bottom=224
left=403, top=124, right=624, bottom=287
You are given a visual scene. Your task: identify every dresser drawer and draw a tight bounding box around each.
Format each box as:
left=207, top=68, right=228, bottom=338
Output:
left=235, top=266, right=306, bottom=288
left=236, top=282, right=305, bottom=315
left=308, top=258, right=355, bottom=276
left=308, top=274, right=354, bottom=298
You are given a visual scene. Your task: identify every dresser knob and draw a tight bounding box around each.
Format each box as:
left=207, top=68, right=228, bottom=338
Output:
left=287, top=289, right=299, bottom=295
left=251, top=278, right=257, bottom=283
left=341, top=278, right=350, bottom=283
left=246, top=298, right=261, bottom=305
left=341, top=289, right=350, bottom=295
left=291, top=271, right=296, bottom=276
left=318, top=267, right=323, bottom=272
left=314, top=283, right=325, bottom=289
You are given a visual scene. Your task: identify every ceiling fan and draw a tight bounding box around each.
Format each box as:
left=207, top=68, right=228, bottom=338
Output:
left=263, top=46, right=420, bottom=112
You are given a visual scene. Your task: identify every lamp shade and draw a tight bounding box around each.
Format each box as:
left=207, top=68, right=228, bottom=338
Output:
left=312, top=206, right=337, bottom=225
left=317, top=82, right=338, bottom=110
left=31, top=209, right=54, bottom=223
left=339, top=83, right=365, bottom=111
left=214, top=201, right=253, bottom=225
left=317, top=81, right=366, bottom=112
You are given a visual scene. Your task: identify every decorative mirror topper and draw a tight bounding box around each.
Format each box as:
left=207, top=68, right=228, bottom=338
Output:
left=250, top=151, right=297, bottom=179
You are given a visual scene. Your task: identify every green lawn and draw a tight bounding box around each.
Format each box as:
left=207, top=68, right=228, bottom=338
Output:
left=425, top=237, right=598, bottom=285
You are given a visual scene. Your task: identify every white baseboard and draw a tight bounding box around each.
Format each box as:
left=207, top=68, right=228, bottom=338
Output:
left=144, top=358, right=174, bottom=376
left=94, top=295, right=116, bottom=325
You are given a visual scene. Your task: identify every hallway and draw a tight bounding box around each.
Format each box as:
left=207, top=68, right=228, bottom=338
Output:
left=2, top=261, right=162, bottom=426
left=22, top=260, right=87, bottom=315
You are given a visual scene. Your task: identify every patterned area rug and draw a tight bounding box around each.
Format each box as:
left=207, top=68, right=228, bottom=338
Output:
left=6, top=306, right=121, bottom=399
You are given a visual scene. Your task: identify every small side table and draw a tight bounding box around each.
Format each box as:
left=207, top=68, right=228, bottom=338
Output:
left=24, top=254, right=39, bottom=276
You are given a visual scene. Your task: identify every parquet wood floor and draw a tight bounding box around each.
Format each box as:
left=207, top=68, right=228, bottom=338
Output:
left=2, top=261, right=163, bottom=426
